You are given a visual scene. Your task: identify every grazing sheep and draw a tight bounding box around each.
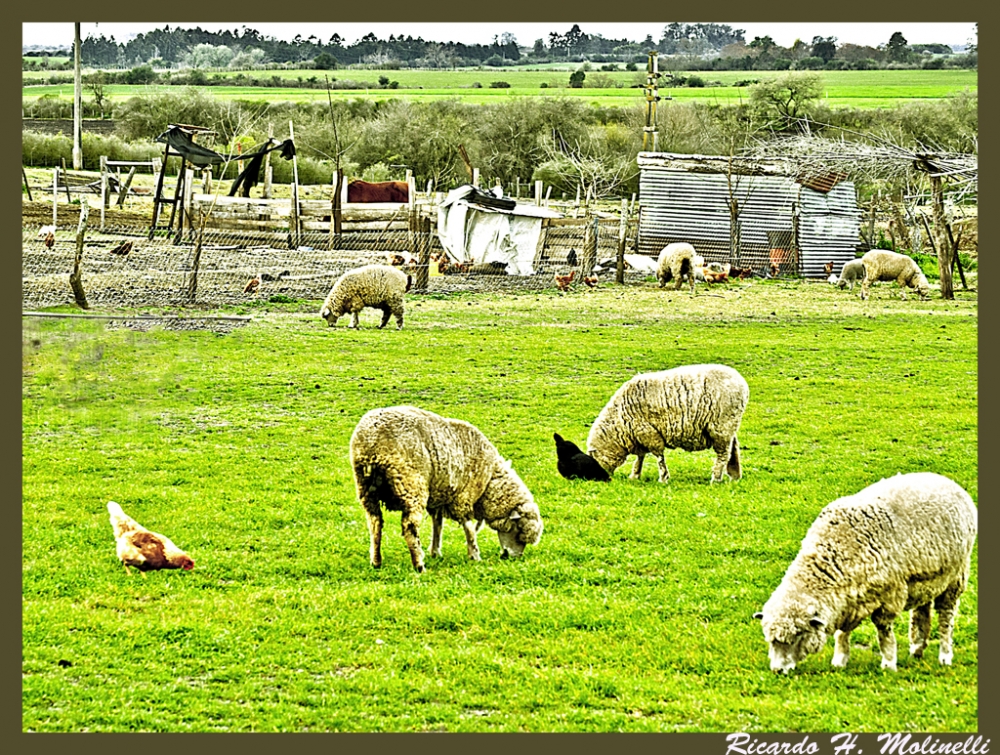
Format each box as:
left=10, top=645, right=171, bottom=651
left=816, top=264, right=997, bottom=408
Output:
left=319, top=264, right=412, bottom=329
left=585, top=364, right=749, bottom=483
left=755, top=472, right=977, bottom=673
left=553, top=432, right=610, bottom=482
left=656, top=243, right=697, bottom=293
left=859, top=249, right=930, bottom=301
left=350, top=406, right=544, bottom=572
left=836, top=258, right=866, bottom=291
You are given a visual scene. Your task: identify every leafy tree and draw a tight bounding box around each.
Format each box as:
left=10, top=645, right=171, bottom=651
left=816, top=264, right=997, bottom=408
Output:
left=886, top=31, right=910, bottom=62
left=569, top=69, right=586, bottom=88
left=810, top=36, right=837, bottom=62
left=313, top=51, right=338, bottom=70
left=749, top=72, right=822, bottom=120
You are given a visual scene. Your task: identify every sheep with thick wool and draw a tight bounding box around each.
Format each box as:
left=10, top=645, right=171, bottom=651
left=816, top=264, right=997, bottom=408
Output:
left=350, top=406, right=544, bottom=573
left=584, top=364, right=749, bottom=483
left=859, top=249, right=930, bottom=301
left=319, top=264, right=412, bottom=329
left=755, top=472, right=977, bottom=673
left=836, top=258, right=866, bottom=291
left=656, top=243, right=697, bottom=293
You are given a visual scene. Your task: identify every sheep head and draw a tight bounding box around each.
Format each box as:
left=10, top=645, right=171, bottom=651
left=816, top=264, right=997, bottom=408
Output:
left=754, top=599, right=829, bottom=673
left=495, top=501, right=544, bottom=559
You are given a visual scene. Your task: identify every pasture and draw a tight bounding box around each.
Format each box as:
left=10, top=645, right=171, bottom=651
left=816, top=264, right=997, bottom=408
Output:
left=21, top=280, right=978, bottom=732
left=21, top=68, right=978, bottom=108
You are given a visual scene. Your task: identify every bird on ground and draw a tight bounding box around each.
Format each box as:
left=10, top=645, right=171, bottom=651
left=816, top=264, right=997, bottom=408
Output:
left=107, top=501, right=194, bottom=576
left=553, top=433, right=610, bottom=482
left=109, top=241, right=132, bottom=256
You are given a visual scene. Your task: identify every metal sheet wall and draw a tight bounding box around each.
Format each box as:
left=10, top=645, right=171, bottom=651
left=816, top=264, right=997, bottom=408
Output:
left=638, top=163, right=862, bottom=277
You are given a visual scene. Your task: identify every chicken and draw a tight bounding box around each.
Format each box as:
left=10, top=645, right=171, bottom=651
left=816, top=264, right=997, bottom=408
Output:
left=583, top=275, right=599, bottom=289
left=729, top=266, right=754, bottom=280
left=107, top=501, right=194, bottom=575
left=566, top=248, right=578, bottom=267
left=768, top=262, right=780, bottom=279
left=243, top=275, right=261, bottom=295
left=703, top=269, right=729, bottom=284
left=823, top=260, right=835, bottom=277
left=554, top=270, right=576, bottom=291
left=43, top=231, right=55, bottom=249
left=553, top=433, right=610, bottom=482
left=109, top=240, right=132, bottom=256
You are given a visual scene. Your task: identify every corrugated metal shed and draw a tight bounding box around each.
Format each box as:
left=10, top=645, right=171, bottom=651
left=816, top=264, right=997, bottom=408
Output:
left=637, top=152, right=862, bottom=277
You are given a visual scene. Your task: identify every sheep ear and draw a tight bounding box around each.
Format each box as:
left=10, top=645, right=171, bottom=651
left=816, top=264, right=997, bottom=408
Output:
left=809, top=617, right=825, bottom=629
left=508, top=510, right=522, bottom=521
left=753, top=612, right=764, bottom=621
left=320, top=306, right=330, bottom=318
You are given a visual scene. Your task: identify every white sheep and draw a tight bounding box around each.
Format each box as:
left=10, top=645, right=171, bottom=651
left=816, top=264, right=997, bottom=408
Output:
left=319, top=263, right=412, bottom=329
left=656, top=242, right=697, bottom=293
left=859, top=249, right=930, bottom=301
left=836, top=258, right=866, bottom=291
left=585, top=364, right=749, bottom=483
left=349, top=406, right=544, bottom=572
left=755, top=472, right=977, bottom=673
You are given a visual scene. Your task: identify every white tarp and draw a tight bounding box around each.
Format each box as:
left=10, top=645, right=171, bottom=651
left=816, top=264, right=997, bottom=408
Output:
left=437, top=186, right=562, bottom=276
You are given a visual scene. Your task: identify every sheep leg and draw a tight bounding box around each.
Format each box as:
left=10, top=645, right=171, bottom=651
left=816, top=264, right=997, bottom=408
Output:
left=897, top=277, right=908, bottom=301
left=710, top=439, right=734, bottom=483
left=461, top=520, right=482, bottom=561
left=400, top=505, right=426, bottom=573
left=630, top=452, right=646, bottom=479
left=908, top=602, right=932, bottom=659
left=832, top=628, right=854, bottom=668
left=364, top=508, right=384, bottom=569
left=655, top=454, right=670, bottom=483
left=860, top=277, right=871, bottom=301
left=934, top=581, right=966, bottom=665
left=429, top=508, right=445, bottom=558
left=378, top=305, right=391, bottom=329
left=871, top=606, right=900, bottom=670
left=726, top=437, right=742, bottom=480
left=350, top=310, right=361, bottom=328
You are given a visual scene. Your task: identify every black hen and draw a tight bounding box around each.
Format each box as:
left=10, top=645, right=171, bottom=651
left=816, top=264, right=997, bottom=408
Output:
left=553, top=432, right=610, bottom=482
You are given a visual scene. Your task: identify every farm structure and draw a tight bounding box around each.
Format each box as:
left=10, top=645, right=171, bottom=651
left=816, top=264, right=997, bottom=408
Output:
left=637, top=152, right=863, bottom=278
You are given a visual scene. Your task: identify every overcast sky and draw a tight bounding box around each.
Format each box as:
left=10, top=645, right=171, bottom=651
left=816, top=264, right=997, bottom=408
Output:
left=22, top=22, right=977, bottom=50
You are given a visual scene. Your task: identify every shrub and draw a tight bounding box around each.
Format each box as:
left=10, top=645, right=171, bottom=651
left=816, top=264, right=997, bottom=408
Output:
left=569, top=70, right=586, bottom=88
left=686, top=75, right=706, bottom=88
left=489, top=81, right=510, bottom=88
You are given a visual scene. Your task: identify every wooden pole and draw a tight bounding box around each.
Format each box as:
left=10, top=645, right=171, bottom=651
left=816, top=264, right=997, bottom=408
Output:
left=616, top=198, right=628, bottom=285
left=581, top=211, right=597, bottom=276
left=414, top=212, right=431, bottom=291
left=99, top=155, right=108, bottom=231
left=263, top=124, right=274, bottom=198
left=69, top=200, right=89, bottom=309
left=930, top=174, right=953, bottom=299
left=22, top=166, right=33, bottom=202
left=72, top=23, right=82, bottom=171
left=534, top=180, right=543, bottom=207
left=52, top=170, right=58, bottom=227
left=289, top=120, right=300, bottom=249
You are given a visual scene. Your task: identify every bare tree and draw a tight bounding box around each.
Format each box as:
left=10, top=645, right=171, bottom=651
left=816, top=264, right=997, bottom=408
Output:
left=748, top=123, right=977, bottom=299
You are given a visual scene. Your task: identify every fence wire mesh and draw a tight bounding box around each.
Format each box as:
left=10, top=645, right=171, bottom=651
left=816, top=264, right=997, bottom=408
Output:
left=22, top=217, right=645, bottom=311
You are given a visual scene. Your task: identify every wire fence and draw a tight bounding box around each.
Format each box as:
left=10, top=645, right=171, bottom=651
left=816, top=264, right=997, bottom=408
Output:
left=22, top=216, right=646, bottom=311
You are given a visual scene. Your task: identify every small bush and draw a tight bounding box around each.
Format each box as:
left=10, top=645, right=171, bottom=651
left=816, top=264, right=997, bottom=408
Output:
left=489, top=81, right=510, bottom=89
left=686, top=75, right=705, bottom=88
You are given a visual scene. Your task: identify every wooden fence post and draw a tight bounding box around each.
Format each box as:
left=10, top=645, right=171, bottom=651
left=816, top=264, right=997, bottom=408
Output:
left=414, top=212, right=431, bottom=291
left=289, top=120, right=301, bottom=249
left=616, top=198, right=628, bottom=285
left=581, top=211, right=597, bottom=276
left=69, top=200, right=89, bottom=309
left=52, top=169, right=59, bottom=227
left=186, top=224, right=204, bottom=303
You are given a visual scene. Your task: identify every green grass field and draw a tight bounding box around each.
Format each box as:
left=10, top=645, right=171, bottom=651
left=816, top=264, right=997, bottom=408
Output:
left=22, top=68, right=978, bottom=109
left=21, top=281, right=978, bottom=732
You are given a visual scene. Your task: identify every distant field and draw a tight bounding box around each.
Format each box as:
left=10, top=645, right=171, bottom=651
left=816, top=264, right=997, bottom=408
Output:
left=22, top=68, right=977, bottom=109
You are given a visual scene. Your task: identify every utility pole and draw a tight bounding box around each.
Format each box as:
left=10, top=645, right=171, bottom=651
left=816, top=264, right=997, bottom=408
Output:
left=642, top=51, right=670, bottom=152
left=73, top=22, right=82, bottom=170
